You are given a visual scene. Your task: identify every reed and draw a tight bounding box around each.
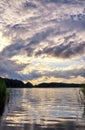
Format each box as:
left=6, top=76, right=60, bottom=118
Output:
left=79, top=84, right=85, bottom=119
left=79, top=84, right=85, bottom=104
left=0, top=78, right=10, bottom=117
left=0, top=78, right=7, bottom=105
left=80, top=84, right=85, bottom=96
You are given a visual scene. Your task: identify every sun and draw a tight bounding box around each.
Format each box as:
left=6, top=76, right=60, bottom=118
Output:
left=0, top=32, right=11, bottom=52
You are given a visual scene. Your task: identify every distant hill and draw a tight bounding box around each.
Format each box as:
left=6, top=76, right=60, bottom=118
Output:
left=0, top=77, right=33, bottom=88
left=34, top=82, right=80, bottom=88
left=0, top=77, right=81, bottom=88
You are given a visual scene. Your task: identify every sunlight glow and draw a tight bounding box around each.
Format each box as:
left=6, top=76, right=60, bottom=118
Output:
left=11, top=54, right=31, bottom=64
left=0, top=0, right=85, bottom=84
left=0, top=32, right=11, bottom=52
left=30, top=76, right=85, bottom=85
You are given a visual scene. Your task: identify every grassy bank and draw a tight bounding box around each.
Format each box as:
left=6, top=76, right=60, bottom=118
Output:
left=0, top=78, right=9, bottom=107
left=79, top=84, right=85, bottom=118
left=0, top=78, right=9, bottom=116
left=80, top=84, right=85, bottom=104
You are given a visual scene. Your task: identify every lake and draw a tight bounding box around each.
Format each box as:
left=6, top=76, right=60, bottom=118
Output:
left=0, top=88, right=85, bottom=130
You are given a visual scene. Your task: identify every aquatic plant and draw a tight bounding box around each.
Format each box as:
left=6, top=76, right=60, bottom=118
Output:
left=79, top=84, right=85, bottom=119
left=0, top=78, right=9, bottom=106
left=0, top=78, right=9, bottom=117
left=0, top=78, right=6, bottom=102
left=79, top=84, right=85, bottom=105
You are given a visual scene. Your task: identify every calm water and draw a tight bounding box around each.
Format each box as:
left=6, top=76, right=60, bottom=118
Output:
left=0, top=88, right=85, bottom=130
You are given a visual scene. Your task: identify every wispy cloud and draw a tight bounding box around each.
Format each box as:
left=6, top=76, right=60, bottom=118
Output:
left=0, top=0, right=85, bottom=83
left=35, top=41, right=85, bottom=59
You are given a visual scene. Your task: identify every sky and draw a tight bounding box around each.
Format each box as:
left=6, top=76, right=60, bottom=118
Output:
left=0, top=0, right=85, bottom=84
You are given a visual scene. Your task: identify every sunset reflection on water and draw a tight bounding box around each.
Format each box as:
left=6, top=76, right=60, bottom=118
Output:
left=0, top=88, right=85, bottom=130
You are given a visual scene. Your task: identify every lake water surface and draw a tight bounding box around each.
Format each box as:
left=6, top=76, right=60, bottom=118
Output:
left=0, top=88, right=85, bottom=130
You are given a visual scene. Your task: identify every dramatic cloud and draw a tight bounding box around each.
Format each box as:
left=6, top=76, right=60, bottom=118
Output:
left=27, top=66, right=85, bottom=79
left=17, top=65, right=85, bottom=84
left=35, top=41, right=85, bottom=58
left=0, top=0, right=85, bottom=83
left=0, top=56, right=27, bottom=80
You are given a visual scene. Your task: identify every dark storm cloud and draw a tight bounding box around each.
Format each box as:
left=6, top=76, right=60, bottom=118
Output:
left=3, top=14, right=85, bottom=59
left=23, top=27, right=58, bottom=56
left=0, top=56, right=27, bottom=80
left=9, top=24, right=26, bottom=31
left=26, top=70, right=43, bottom=80
left=52, top=67, right=85, bottom=78
left=23, top=1, right=37, bottom=9
left=23, top=66, right=85, bottom=80
left=28, top=28, right=54, bottom=46
left=1, top=39, right=25, bottom=57
left=43, top=0, right=69, bottom=4
left=0, top=39, right=28, bottom=80
left=25, top=46, right=34, bottom=56
left=16, top=66, right=85, bottom=80
left=39, top=0, right=85, bottom=4
left=3, top=27, right=84, bottom=59
left=3, top=24, right=29, bottom=40
left=1, top=0, right=85, bottom=59
left=0, top=0, right=85, bottom=82
left=13, top=70, right=43, bottom=81
left=35, top=41, right=85, bottom=59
